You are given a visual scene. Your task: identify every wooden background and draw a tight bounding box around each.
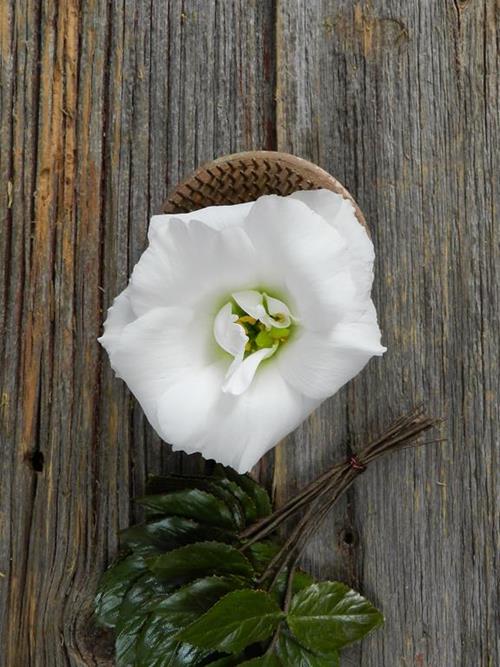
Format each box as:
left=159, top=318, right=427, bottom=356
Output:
left=0, top=1, right=498, bottom=665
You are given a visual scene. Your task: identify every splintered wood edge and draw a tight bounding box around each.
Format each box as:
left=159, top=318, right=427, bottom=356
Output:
left=162, top=150, right=368, bottom=232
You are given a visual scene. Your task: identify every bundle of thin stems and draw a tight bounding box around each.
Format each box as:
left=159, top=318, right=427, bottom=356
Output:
left=239, top=406, right=443, bottom=601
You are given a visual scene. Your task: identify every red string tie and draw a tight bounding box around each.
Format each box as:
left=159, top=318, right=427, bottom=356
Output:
left=349, top=455, right=366, bottom=472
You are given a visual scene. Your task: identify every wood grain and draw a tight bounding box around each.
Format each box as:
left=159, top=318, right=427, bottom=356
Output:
left=275, top=1, right=499, bottom=666
left=0, top=1, right=275, bottom=664
left=0, top=1, right=498, bottom=666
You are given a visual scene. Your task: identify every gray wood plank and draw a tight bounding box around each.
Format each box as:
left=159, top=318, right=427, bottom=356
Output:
left=275, top=1, right=499, bottom=666
left=1, top=1, right=498, bottom=665
left=0, top=1, right=275, bottom=664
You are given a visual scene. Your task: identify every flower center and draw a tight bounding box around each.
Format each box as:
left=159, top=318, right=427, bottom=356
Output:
left=213, top=290, right=295, bottom=396
left=237, top=314, right=291, bottom=356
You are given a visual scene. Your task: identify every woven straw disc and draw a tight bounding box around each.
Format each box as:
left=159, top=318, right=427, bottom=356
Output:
left=164, top=150, right=366, bottom=230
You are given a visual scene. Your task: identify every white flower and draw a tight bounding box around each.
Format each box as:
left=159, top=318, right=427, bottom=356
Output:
left=99, top=190, right=386, bottom=473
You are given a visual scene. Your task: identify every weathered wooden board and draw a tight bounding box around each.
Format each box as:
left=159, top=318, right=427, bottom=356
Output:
left=0, top=1, right=498, bottom=666
left=274, top=1, right=499, bottom=666
left=0, top=1, right=275, bottom=664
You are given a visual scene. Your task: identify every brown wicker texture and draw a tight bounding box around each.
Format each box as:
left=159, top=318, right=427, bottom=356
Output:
left=163, top=151, right=366, bottom=230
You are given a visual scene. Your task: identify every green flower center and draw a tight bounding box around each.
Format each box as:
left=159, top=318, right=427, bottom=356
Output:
left=213, top=290, right=296, bottom=395
left=235, top=313, right=291, bottom=357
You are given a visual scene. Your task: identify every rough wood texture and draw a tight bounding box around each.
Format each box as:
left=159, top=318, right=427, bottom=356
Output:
left=0, top=2, right=275, bottom=664
left=0, top=1, right=498, bottom=666
left=275, top=1, right=499, bottom=666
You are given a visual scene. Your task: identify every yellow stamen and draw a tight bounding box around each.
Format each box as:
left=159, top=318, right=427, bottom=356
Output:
left=237, top=315, right=257, bottom=326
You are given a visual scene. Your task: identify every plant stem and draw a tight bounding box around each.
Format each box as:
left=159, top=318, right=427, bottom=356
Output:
left=239, top=462, right=345, bottom=544
left=242, top=406, right=436, bottom=546
left=250, top=407, right=442, bottom=587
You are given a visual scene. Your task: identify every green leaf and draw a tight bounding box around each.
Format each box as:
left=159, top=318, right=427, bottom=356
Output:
left=211, top=478, right=257, bottom=525
left=288, top=581, right=384, bottom=653
left=134, top=576, right=244, bottom=667
left=117, top=573, right=168, bottom=619
left=177, top=589, right=284, bottom=654
left=276, top=632, right=339, bottom=667
left=238, top=655, right=281, bottom=666
left=94, top=554, right=147, bottom=628
left=203, top=657, right=245, bottom=666
left=243, top=543, right=315, bottom=601
left=135, top=616, right=207, bottom=667
left=147, top=576, right=248, bottom=628
left=247, top=541, right=280, bottom=574
left=146, top=469, right=271, bottom=523
left=143, top=475, right=247, bottom=530
left=271, top=569, right=316, bottom=605
left=115, top=610, right=149, bottom=666
left=148, top=542, right=254, bottom=585
left=216, top=466, right=272, bottom=518
left=237, top=631, right=340, bottom=667
left=145, top=474, right=212, bottom=496
left=136, top=488, right=237, bottom=530
left=207, top=480, right=246, bottom=530
left=120, top=515, right=234, bottom=553
left=115, top=573, right=170, bottom=665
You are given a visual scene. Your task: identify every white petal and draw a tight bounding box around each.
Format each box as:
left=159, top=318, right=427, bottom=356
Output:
left=264, top=293, right=293, bottom=328
left=213, top=302, right=248, bottom=359
left=245, top=195, right=358, bottom=332
left=191, top=364, right=320, bottom=473
left=290, top=189, right=344, bottom=221
left=232, top=290, right=266, bottom=320
left=102, top=306, right=214, bottom=432
left=98, top=288, right=136, bottom=350
left=232, top=290, right=292, bottom=330
left=150, top=201, right=254, bottom=233
left=222, top=345, right=277, bottom=396
left=100, top=300, right=320, bottom=472
left=291, top=189, right=375, bottom=299
left=156, top=362, right=226, bottom=450
left=277, top=301, right=386, bottom=399
left=128, top=219, right=259, bottom=317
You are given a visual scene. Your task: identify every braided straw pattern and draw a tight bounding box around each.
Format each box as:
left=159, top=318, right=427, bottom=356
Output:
left=163, top=151, right=366, bottom=230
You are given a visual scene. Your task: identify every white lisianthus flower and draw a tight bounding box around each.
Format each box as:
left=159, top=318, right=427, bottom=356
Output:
left=99, top=190, right=386, bottom=472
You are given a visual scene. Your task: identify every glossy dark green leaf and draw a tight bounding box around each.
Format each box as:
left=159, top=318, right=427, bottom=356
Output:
left=115, top=573, right=170, bottom=665
left=143, top=474, right=248, bottom=531
left=136, top=488, right=237, bottom=530
left=270, top=569, right=315, bottom=605
left=177, top=590, right=284, bottom=654
left=120, top=515, right=234, bottom=553
left=202, top=656, right=245, bottom=666
left=148, top=576, right=248, bottom=628
left=243, top=544, right=315, bottom=601
left=148, top=542, right=254, bottom=585
left=237, top=633, right=339, bottom=667
left=206, top=481, right=246, bottom=530
left=94, top=554, right=147, bottom=629
left=134, top=576, right=245, bottom=667
left=135, top=615, right=208, bottom=667
left=211, top=478, right=257, bottom=525
left=276, top=632, right=340, bottom=667
left=288, top=582, right=384, bottom=653
left=246, top=541, right=280, bottom=574
left=115, top=610, right=149, bottom=666
left=238, top=655, right=281, bottom=666
left=145, top=474, right=212, bottom=496
left=216, top=466, right=272, bottom=518
left=237, top=631, right=340, bottom=667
